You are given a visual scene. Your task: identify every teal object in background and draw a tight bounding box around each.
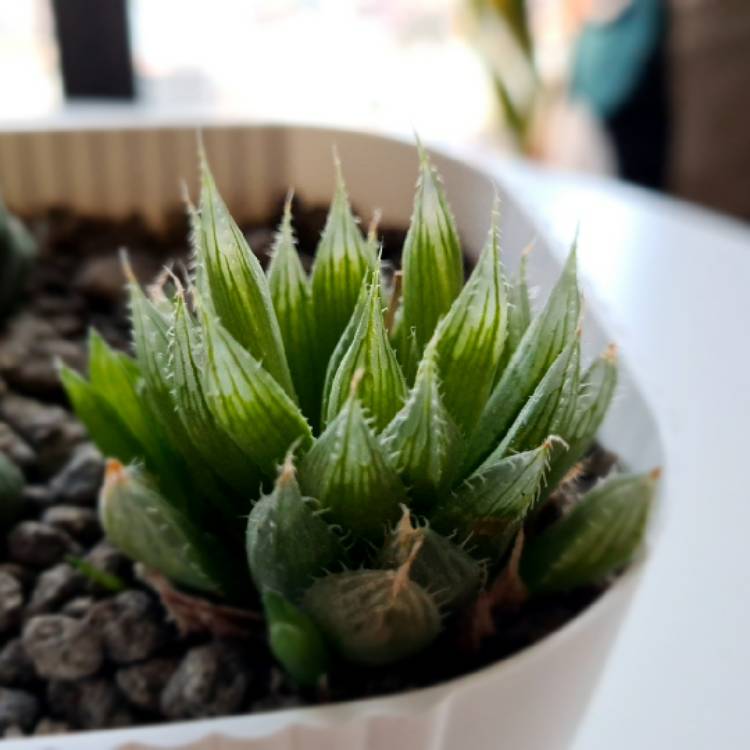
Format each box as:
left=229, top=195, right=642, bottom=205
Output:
left=572, top=0, right=666, bottom=119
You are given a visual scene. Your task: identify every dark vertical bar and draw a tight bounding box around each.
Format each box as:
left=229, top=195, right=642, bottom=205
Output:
left=52, top=0, right=135, bottom=100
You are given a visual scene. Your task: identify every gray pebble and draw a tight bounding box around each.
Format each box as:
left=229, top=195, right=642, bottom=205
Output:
left=61, top=596, right=96, bottom=618
left=7, top=521, right=79, bottom=568
left=0, top=639, right=36, bottom=687
left=26, top=563, right=86, bottom=616
left=0, top=421, right=36, bottom=468
left=0, top=563, right=34, bottom=590
left=22, top=615, right=103, bottom=680
left=0, top=394, right=86, bottom=475
left=116, top=657, right=179, bottom=712
left=85, top=540, right=131, bottom=582
left=87, top=591, right=168, bottom=664
left=49, top=443, right=104, bottom=506
left=0, top=571, right=24, bottom=634
left=160, top=642, right=250, bottom=720
left=42, top=505, right=100, bottom=544
left=21, top=484, right=54, bottom=512
left=47, top=678, right=133, bottom=730
left=74, top=253, right=160, bottom=305
left=0, top=687, right=39, bottom=732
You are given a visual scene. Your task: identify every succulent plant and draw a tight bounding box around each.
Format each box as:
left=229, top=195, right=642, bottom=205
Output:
left=0, top=197, right=36, bottom=320
left=60, top=143, right=657, bottom=686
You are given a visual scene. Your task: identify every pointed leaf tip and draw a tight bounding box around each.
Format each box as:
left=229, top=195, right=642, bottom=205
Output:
left=324, top=271, right=406, bottom=431
left=399, top=146, right=463, bottom=374
left=196, top=155, right=295, bottom=398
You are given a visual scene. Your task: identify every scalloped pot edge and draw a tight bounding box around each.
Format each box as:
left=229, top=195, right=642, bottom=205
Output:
left=0, top=123, right=665, bottom=750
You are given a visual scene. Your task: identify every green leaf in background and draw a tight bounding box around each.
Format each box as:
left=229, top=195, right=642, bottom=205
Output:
left=267, top=194, right=320, bottom=427
left=247, top=452, right=342, bottom=602
left=324, top=270, right=406, bottom=431
left=201, top=310, right=312, bottom=481
left=263, top=592, right=330, bottom=687
left=431, top=442, right=551, bottom=562
left=433, top=203, right=507, bottom=433
left=311, top=154, right=377, bottom=376
left=465, top=245, right=580, bottom=472
left=196, top=151, right=295, bottom=399
left=99, top=461, right=234, bottom=597
left=300, top=373, right=407, bottom=540
left=522, top=470, right=658, bottom=593
left=66, top=555, right=127, bottom=593
left=0, top=198, right=36, bottom=320
left=399, top=143, right=464, bottom=377
left=381, top=334, right=460, bottom=507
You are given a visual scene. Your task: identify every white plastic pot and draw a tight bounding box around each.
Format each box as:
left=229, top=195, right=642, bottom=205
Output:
left=0, top=123, right=664, bottom=750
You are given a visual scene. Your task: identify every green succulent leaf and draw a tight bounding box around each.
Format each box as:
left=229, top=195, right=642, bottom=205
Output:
left=431, top=442, right=552, bottom=562
left=195, top=152, right=295, bottom=398
left=127, top=280, right=238, bottom=519
left=267, top=197, right=320, bottom=426
left=304, top=567, right=441, bottom=665
left=478, top=340, right=580, bottom=471
left=311, top=156, right=377, bottom=372
left=201, top=310, right=312, bottom=480
left=324, top=271, right=407, bottom=431
left=433, top=205, right=507, bottom=433
left=300, top=377, right=408, bottom=540
left=169, top=293, right=263, bottom=507
left=99, top=461, right=234, bottom=596
left=127, top=275, right=173, bottom=395
left=87, top=330, right=171, bottom=471
left=0, top=199, right=36, bottom=319
left=381, top=335, right=460, bottom=506
left=465, top=245, right=580, bottom=472
left=81, top=330, right=199, bottom=514
left=522, top=471, right=658, bottom=593
left=59, top=364, right=144, bottom=466
left=545, top=346, right=619, bottom=492
left=127, top=276, right=196, bottom=449
left=247, top=453, right=342, bottom=602
left=381, top=509, right=483, bottom=610
left=497, top=246, right=533, bottom=379
left=263, top=591, right=330, bottom=687
left=399, top=144, right=464, bottom=376
left=320, top=278, right=368, bottom=424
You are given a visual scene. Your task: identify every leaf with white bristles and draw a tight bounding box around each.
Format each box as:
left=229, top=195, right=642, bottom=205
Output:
left=195, top=151, right=295, bottom=398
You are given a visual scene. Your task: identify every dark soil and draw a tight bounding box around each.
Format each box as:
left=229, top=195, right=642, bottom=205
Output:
left=0, top=201, right=613, bottom=738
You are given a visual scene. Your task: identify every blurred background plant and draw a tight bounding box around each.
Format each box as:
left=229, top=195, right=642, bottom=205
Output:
left=0, top=0, right=748, bottom=217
